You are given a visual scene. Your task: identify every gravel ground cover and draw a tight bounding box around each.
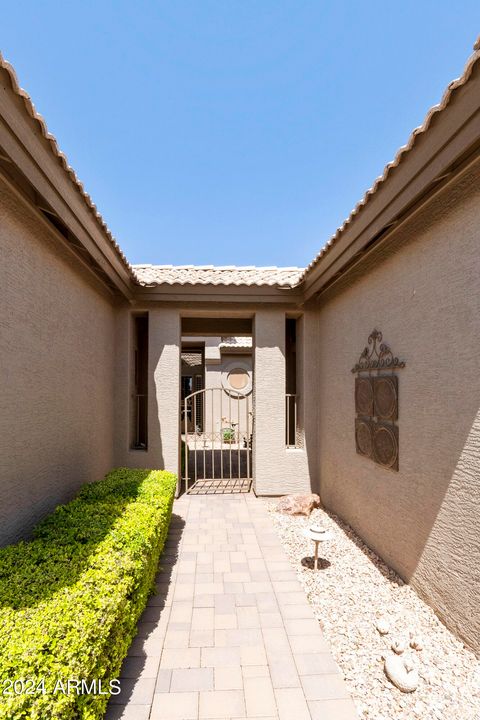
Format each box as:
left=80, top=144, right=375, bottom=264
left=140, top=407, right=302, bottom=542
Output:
left=269, top=504, right=480, bottom=720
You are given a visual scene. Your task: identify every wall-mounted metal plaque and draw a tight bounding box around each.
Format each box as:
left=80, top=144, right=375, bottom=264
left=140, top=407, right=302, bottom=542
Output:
left=352, top=330, right=405, bottom=472
left=372, top=422, right=399, bottom=471
left=373, top=375, right=398, bottom=420
left=355, top=418, right=373, bottom=458
left=355, top=377, right=373, bottom=416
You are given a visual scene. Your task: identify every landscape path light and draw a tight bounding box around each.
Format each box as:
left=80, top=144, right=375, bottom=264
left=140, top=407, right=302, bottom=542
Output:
left=302, top=525, right=333, bottom=570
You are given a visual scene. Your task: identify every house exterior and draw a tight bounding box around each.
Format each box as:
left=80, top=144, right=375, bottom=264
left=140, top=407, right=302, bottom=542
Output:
left=0, top=41, right=479, bottom=656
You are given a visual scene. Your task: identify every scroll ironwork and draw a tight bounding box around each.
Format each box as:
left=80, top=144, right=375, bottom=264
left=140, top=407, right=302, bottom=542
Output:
left=351, top=329, right=406, bottom=373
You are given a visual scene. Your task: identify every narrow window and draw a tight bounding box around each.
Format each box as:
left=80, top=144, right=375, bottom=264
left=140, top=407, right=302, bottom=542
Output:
left=285, top=318, right=297, bottom=447
left=132, top=314, right=148, bottom=449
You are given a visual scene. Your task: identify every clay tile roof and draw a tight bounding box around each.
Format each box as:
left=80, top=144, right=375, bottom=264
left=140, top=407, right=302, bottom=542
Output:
left=298, top=37, right=480, bottom=283
left=132, top=264, right=304, bottom=288
left=3, top=37, right=480, bottom=292
left=220, top=336, right=252, bottom=348
left=0, top=52, right=134, bottom=279
left=181, top=351, right=203, bottom=367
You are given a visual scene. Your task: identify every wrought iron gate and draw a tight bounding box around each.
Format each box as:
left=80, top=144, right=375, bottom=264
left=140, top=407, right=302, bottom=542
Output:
left=182, top=387, right=253, bottom=494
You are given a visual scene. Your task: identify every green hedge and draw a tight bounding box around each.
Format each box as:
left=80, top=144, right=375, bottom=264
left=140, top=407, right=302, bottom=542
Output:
left=0, top=468, right=176, bottom=720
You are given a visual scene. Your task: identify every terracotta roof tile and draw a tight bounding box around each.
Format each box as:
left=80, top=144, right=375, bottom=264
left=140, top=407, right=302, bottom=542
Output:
left=132, top=264, right=304, bottom=287
left=181, top=351, right=203, bottom=367
left=220, top=336, right=252, bottom=348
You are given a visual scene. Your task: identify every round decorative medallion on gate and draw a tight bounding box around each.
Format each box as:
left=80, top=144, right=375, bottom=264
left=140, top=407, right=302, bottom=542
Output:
left=355, top=419, right=373, bottom=457
left=374, top=376, right=398, bottom=420
left=373, top=423, right=398, bottom=469
left=355, top=377, right=373, bottom=416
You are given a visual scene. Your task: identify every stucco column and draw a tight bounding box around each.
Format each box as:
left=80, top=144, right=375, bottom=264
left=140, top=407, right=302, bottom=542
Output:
left=204, top=337, right=222, bottom=434
left=149, top=308, right=181, bottom=477
left=254, top=309, right=310, bottom=495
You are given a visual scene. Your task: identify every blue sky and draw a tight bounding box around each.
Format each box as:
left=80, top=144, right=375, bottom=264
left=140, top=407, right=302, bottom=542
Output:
left=2, top=2, right=479, bottom=267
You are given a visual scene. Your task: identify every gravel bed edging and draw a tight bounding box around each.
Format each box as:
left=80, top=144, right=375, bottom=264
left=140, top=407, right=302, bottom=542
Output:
left=269, top=504, right=480, bottom=720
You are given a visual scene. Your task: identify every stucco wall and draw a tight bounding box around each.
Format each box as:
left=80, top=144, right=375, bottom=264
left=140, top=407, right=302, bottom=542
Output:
left=254, top=309, right=311, bottom=495
left=312, top=164, right=480, bottom=653
left=114, top=307, right=180, bottom=481
left=301, top=310, right=321, bottom=490
left=0, top=181, right=115, bottom=545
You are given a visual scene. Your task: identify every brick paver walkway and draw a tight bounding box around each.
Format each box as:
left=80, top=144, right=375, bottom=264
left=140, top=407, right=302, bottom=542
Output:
left=106, top=493, right=357, bottom=720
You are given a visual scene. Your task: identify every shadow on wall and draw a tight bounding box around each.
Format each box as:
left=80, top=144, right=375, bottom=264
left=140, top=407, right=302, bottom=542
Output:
left=302, top=307, right=321, bottom=495
left=320, top=393, right=480, bottom=652
left=312, top=167, right=480, bottom=653
left=317, top=320, right=480, bottom=585
left=120, top=335, right=169, bottom=476
left=0, top=179, right=116, bottom=547
left=0, top=473, right=152, bottom=610
left=0, top=449, right=97, bottom=546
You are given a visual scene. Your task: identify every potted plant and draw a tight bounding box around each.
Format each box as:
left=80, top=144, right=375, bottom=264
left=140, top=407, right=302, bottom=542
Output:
left=221, top=418, right=237, bottom=443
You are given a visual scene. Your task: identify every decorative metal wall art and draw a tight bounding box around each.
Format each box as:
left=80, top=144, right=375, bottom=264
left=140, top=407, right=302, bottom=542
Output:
left=373, top=422, right=399, bottom=470
left=355, top=417, right=373, bottom=458
left=355, top=377, right=373, bottom=417
left=352, top=330, right=405, bottom=472
left=352, top=328, right=405, bottom=373
left=374, top=376, right=398, bottom=421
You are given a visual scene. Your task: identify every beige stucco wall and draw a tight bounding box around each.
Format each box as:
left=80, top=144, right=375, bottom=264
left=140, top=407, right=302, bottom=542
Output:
left=300, top=310, right=321, bottom=489
left=254, top=309, right=311, bottom=495
left=0, top=181, right=116, bottom=545
left=114, top=307, right=181, bottom=481
left=311, top=163, right=480, bottom=653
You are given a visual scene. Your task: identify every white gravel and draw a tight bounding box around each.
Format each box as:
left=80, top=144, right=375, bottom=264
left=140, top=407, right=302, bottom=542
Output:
left=269, top=505, right=480, bottom=720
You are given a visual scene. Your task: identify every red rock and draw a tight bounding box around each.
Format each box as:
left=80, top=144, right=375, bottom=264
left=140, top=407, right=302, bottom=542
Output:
left=275, top=493, right=320, bottom=516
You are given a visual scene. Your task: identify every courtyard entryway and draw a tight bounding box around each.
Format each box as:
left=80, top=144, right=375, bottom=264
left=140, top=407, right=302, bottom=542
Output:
left=182, top=387, right=254, bottom=495
left=180, top=329, right=255, bottom=496
left=106, top=493, right=357, bottom=720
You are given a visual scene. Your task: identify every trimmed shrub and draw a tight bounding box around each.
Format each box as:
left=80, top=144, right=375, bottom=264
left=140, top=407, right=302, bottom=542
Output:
left=0, top=468, right=176, bottom=720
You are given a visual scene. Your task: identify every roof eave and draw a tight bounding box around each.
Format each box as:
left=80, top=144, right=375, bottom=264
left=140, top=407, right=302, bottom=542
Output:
left=0, top=54, right=135, bottom=300
left=302, top=44, right=480, bottom=301
left=133, top=282, right=303, bottom=305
